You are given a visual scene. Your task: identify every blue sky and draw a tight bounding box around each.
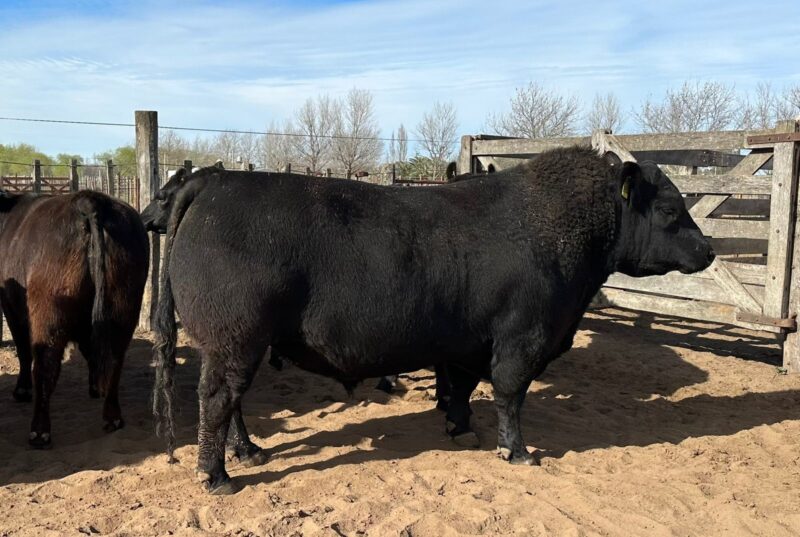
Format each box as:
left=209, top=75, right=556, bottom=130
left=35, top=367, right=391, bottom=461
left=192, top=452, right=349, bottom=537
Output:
left=0, top=0, right=798, bottom=158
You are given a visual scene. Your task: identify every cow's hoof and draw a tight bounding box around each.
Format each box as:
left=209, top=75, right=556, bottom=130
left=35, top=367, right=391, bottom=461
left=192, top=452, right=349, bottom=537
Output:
left=13, top=388, right=32, bottom=403
left=375, top=377, right=395, bottom=394
left=28, top=431, right=52, bottom=449
left=238, top=448, right=269, bottom=468
left=103, top=418, right=124, bottom=433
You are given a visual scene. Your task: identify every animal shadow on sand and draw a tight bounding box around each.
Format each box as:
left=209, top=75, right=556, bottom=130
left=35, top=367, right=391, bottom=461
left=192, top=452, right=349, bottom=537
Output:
left=0, top=311, right=798, bottom=488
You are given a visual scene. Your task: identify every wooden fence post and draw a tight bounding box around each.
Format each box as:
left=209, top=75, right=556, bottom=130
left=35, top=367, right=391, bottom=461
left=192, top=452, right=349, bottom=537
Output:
left=283, top=163, right=291, bottom=173
left=69, top=159, right=79, bottom=192
left=326, top=168, right=332, bottom=178
left=136, top=110, right=160, bottom=331
left=32, top=160, right=42, bottom=194
left=106, top=159, right=115, bottom=198
left=184, top=160, right=193, bottom=174
left=458, top=135, right=473, bottom=176
left=777, top=120, right=800, bottom=371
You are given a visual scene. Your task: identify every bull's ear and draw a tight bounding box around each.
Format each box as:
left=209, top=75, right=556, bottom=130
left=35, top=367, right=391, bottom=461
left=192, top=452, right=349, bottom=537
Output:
left=602, top=151, right=623, bottom=171
left=618, top=161, right=643, bottom=206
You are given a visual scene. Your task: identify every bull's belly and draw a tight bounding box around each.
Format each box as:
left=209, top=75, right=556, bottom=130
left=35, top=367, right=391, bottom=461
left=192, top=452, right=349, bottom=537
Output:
left=273, top=337, right=491, bottom=381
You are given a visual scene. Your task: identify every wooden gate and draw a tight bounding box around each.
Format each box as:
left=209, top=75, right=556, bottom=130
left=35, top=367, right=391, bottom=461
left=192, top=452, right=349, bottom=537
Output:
left=459, top=122, right=800, bottom=370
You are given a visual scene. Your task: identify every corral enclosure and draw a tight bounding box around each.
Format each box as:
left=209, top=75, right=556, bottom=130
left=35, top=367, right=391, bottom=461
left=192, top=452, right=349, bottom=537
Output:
left=458, top=123, right=800, bottom=371
left=2, top=114, right=800, bottom=375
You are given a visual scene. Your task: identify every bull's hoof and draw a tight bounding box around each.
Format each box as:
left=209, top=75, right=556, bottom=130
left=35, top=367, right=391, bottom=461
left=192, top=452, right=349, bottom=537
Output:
left=197, top=470, right=238, bottom=495
left=28, top=431, right=52, bottom=449
left=451, top=431, right=480, bottom=449
left=496, top=446, right=537, bottom=466
left=103, top=418, right=125, bottom=433
left=209, top=480, right=240, bottom=495
left=238, top=448, right=269, bottom=468
left=446, top=421, right=480, bottom=448
left=13, top=388, right=32, bottom=403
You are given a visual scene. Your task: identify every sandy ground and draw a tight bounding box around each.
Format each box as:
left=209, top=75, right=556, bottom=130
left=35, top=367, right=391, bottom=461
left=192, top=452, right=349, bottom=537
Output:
left=1, top=309, right=799, bottom=536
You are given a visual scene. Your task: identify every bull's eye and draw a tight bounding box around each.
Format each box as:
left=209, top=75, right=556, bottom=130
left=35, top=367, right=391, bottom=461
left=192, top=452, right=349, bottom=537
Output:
left=658, top=206, right=677, bottom=218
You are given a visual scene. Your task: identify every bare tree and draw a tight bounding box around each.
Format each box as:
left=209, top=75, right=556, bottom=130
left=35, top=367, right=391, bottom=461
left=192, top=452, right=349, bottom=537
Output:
left=262, top=119, right=298, bottom=172
left=776, top=84, right=800, bottom=121
left=292, top=95, right=339, bottom=173
left=415, top=101, right=458, bottom=178
left=634, top=81, right=737, bottom=133
left=210, top=131, right=241, bottom=166
left=332, top=89, right=383, bottom=178
left=159, top=130, right=190, bottom=166
left=388, top=124, right=408, bottom=164
left=585, top=92, right=624, bottom=134
left=738, top=82, right=778, bottom=130
left=486, top=82, right=580, bottom=138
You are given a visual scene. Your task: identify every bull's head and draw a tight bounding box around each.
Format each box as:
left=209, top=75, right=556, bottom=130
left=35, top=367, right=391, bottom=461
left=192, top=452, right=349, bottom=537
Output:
left=606, top=153, right=715, bottom=277
left=140, top=169, right=188, bottom=233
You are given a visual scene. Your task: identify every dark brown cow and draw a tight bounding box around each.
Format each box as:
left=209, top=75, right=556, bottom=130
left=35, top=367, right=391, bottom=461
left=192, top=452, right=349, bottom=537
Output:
left=0, top=190, right=148, bottom=448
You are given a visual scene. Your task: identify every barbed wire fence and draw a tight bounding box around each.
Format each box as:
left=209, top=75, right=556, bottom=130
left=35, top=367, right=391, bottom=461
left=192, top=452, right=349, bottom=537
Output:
left=0, top=115, right=460, bottom=203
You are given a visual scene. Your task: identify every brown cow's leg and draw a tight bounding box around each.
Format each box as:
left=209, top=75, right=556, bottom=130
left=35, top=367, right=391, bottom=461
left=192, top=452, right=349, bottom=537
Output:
left=78, top=341, right=101, bottom=399
left=226, top=404, right=268, bottom=468
left=29, top=342, right=65, bottom=449
left=102, top=349, right=125, bottom=432
left=3, top=308, right=34, bottom=403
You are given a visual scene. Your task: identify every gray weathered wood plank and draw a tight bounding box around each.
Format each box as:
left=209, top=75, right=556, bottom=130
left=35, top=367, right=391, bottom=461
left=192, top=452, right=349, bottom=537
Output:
left=594, top=288, right=782, bottom=333
left=605, top=272, right=764, bottom=306
left=763, top=120, right=800, bottom=320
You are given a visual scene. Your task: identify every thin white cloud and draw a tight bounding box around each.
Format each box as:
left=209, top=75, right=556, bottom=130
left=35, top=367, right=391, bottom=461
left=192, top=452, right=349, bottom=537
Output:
left=0, top=0, right=798, bottom=156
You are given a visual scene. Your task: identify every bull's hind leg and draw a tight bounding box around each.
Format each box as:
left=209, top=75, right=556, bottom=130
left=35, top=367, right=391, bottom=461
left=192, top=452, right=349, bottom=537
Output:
left=196, top=345, right=263, bottom=494
left=491, top=334, right=550, bottom=466
left=226, top=404, right=268, bottom=468
left=29, top=342, right=66, bottom=448
left=444, top=364, right=480, bottom=448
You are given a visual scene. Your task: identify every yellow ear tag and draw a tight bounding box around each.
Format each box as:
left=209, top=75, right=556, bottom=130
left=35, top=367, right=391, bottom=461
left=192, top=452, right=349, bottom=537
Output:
left=621, top=179, right=630, bottom=200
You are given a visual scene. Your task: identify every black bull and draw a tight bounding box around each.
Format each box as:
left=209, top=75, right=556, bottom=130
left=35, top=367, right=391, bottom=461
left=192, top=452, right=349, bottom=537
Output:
left=141, top=146, right=714, bottom=494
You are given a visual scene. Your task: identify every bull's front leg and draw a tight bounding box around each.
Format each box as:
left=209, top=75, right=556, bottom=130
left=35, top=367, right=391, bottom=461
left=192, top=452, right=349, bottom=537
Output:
left=491, top=333, right=550, bottom=466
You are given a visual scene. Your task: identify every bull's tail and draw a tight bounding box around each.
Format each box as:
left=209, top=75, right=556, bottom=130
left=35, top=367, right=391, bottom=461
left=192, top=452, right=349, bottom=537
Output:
left=152, top=181, right=201, bottom=462
left=78, top=197, right=113, bottom=395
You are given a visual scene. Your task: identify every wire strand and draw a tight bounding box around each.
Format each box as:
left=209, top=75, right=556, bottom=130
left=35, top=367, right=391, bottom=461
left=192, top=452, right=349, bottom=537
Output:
left=0, top=115, right=458, bottom=145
